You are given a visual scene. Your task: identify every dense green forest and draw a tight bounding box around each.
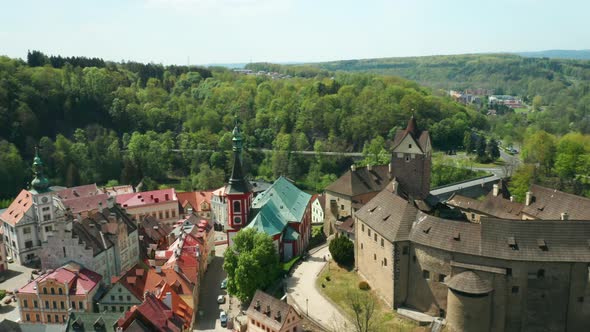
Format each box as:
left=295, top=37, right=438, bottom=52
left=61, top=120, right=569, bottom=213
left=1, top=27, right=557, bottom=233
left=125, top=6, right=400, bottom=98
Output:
left=0, top=51, right=487, bottom=200
left=308, top=54, right=590, bottom=135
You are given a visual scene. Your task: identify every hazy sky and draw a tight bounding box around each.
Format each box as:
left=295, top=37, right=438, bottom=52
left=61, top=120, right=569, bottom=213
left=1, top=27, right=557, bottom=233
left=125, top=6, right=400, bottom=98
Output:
left=1, top=0, right=588, bottom=65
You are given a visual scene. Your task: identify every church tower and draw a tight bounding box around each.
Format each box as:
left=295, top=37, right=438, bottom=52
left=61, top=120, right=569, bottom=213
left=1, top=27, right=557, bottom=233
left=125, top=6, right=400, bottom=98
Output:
left=390, top=116, right=432, bottom=199
left=225, top=118, right=253, bottom=244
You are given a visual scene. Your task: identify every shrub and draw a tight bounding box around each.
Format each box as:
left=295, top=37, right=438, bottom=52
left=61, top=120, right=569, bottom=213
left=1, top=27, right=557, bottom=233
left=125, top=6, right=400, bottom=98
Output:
left=329, top=235, right=354, bottom=266
left=358, top=281, right=370, bottom=290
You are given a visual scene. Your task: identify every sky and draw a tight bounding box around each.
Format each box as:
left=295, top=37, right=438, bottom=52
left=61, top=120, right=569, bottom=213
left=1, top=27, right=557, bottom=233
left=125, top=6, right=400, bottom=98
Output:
left=1, top=0, right=589, bottom=65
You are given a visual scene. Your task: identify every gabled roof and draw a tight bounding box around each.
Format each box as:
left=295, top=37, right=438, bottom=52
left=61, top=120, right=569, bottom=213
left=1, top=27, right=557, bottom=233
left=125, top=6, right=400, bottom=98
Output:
left=116, top=189, right=177, bottom=208
left=325, top=165, right=392, bottom=197
left=409, top=212, right=590, bottom=262
left=66, top=311, right=123, bottom=332
left=20, top=262, right=102, bottom=295
left=157, top=284, right=193, bottom=329
left=61, top=193, right=110, bottom=215
left=252, top=176, right=311, bottom=223
left=335, top=216, right=354, bottom=235
left=247, top=200, right=288, bottom=236
left=521, top=184, right=590, bottom=220
left=391, top=116, right=431, bottom=154
left=117, top=293, right=184, bottom=332
left=56, top=184, right=99, bottom=200
left=446, top=190, right=524, bottom=220
left=246, top=290, right=299, bottom=331
left=355, top=185, right=418, bottom=242
left=140, top=215, right=173, bottom=244
left=177, top=191, right=213, bottom=212
left=0, top=189, right=33, bottom=226
left=115, top=264, right=194, bottom=303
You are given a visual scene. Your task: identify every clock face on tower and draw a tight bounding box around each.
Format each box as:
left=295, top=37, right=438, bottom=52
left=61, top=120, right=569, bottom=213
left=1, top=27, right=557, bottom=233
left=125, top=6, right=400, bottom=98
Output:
left=42, top=196, right=49, bottom=203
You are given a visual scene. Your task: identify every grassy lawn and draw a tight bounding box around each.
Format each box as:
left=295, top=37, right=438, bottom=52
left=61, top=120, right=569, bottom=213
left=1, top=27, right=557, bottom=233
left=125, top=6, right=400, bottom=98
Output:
left=317, top=261, right=427, bottom=332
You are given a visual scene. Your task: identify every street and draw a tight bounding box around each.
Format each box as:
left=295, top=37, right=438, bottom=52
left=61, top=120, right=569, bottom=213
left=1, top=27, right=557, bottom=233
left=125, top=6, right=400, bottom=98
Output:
left=0, top=262, right=37, bottom=323
left=196, top=240, right=229, bottom=332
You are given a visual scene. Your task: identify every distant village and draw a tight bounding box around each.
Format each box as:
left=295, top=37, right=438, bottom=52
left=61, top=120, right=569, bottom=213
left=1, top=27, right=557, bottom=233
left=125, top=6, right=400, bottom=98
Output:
left=448, top=89, right=526, bottom=115
left=1, top=117, right=590, bottom=332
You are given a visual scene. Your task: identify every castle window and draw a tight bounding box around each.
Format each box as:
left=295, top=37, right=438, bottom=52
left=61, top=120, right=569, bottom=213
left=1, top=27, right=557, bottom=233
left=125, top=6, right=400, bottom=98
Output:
left=409, top=144, right=412, bottom=149
left=373, top=254, right=376, bottom=261
left=233, top=201, right=241, bottom=213
left=381, top=239, right=384, bottom=247
left=362, top=224, right=364, bottom=232
left=506, top=268, right=512, bottom=276
left=26, top=313, right=30, bottom=321
left=51, top=288, right=55, bottom=295
left=374, top=233, right=377, bottom=242
left=405, top=155, right=410, bottom=162
left=438, top=274, right=446, bottom=282
left=361, top=243, right=363, bottom=250
left=423, top=270, right=430, bottom=280
left=340, top=204, right=344, bottom=210
left=368, top=229, right=371, bottom=237
left=537, top=269, right=545, bottom=278
left=383, top=258, right=387, bottom=267
left=23, top=299, right=28, bottom=308
left=23, top=227, right=31, bottom=234
left=58, top=288, right=63, bottom=295
left=45, top=301, right=49, bottom=309
left=34, top=300, right=38, bottom=308
left=63, top=247, right=66, bottom=257
left=402, top=246, right=409, bottom=255
left=413, top=255, right=416, bottom=263
left=511, top=286, right=519, bottom=294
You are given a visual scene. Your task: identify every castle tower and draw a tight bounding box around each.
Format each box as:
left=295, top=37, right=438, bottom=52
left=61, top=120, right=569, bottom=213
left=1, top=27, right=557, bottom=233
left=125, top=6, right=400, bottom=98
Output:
left=390, top=116, right=432, bottom=199
left=225, top=118, right=253, bottom=244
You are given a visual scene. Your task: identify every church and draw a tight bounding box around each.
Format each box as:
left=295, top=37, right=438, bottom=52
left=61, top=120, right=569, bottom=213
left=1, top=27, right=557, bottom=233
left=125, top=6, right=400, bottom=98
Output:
left=223, top=120, right=312, bottom=261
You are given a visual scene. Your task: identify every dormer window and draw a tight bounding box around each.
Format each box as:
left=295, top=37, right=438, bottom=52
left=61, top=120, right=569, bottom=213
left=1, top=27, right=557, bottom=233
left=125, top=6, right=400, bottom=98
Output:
left=409, top=144, right=412, bottom=149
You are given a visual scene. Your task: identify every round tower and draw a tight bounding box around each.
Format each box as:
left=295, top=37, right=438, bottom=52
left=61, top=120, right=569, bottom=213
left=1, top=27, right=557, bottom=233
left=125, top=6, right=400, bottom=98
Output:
left=445, top=270, right=493, bottom=332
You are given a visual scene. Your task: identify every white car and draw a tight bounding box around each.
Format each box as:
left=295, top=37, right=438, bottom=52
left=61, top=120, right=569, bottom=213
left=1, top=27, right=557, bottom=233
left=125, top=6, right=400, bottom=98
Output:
left=220, top=310, right=228, bottom=327
left=217, top=295, right=226, bottom=304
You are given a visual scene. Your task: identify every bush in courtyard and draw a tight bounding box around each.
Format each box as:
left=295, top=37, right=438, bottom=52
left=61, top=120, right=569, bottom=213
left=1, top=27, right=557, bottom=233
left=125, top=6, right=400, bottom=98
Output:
left=329, top=235, right=354, bottom=266
left=358, top=281, right=370, bottom=290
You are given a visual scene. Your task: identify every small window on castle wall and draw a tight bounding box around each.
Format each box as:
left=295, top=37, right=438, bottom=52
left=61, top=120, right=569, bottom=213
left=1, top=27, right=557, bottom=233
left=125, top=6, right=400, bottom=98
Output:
left=511, top=286, right=519, bottom=294
left=362, top=224, right=365, bottom=232
left=537, top=269, right=545, bottom=278
left=361, top=243, right=363, bottom=250
left=381, top=238, right=384, bottom=247
left=423, top=270, right=430, bottom=280
left=233, top=200, right=241, bottom=213
left=368, top=229, right=371, bottom=237
left=373, top=254, right=376, bottom=261
left=402, top=246, right=409, bottom=255
left=383, top=258, right=387, bottom=266
left=438, top=274, right=446, bottom=282
left=374, top=233, right=377, bottom=242
left=405, top=155, right=410, bottom=162
left=409, top=144, right=412, bottom=149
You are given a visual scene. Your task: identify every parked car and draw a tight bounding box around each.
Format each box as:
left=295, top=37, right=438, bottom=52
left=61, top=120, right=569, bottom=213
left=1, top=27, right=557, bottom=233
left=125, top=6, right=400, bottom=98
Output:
left=217, top=295, right=225, bottom=304
left=220, top=278, right=227, bottom=289
left=219, top=311, right=228, bottom=327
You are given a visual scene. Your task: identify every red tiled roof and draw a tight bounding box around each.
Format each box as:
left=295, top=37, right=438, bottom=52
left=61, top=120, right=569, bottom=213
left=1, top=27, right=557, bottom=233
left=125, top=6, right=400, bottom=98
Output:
left=158, top=284, right=193, bottom=329
left=212, top=186, right=226, bottom=197
left=116, top=189, right=177, bottom=208
left=177, top=191, right=213, bottom=212
left=117, top=293, right=184, bottom=332
left=0, top=190, right=33, bottom=226
left=61, top=193, right=109, bottom=215
left=56, top=184, right=99, bottom=200
left=19, top=262, right=102, bottom=295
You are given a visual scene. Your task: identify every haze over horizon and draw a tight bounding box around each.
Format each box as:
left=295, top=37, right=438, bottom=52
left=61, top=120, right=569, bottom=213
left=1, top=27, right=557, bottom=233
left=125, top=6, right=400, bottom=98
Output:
left=2, top=0, right=589, bottom=65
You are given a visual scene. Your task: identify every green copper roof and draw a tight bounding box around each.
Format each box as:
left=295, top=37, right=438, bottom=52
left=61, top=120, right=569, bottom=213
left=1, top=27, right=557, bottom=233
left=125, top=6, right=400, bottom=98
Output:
left=226, top=117, right=252, bottom=194
left=247, top=177, right=311, bottom=238
left=284, top=226, right=300, bottom=241
left=252, top=176, right=312, bottom=223
left=31, top=147, right=50, bottom=193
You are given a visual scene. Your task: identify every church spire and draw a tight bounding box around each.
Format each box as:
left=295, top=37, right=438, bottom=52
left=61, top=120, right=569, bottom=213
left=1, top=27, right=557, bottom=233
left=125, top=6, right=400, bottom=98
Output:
left=226, top=117, right=252, bottom=194
left=31, top=146, right=50, bottom=193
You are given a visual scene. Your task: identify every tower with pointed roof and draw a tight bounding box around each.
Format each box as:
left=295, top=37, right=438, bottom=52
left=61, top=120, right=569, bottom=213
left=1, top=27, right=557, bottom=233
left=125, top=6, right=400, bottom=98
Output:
left=224, top=117, right=253, bottom=244
left=390, top=115, right=432, bottom=199
left=30, top=147, right=50, bottom=194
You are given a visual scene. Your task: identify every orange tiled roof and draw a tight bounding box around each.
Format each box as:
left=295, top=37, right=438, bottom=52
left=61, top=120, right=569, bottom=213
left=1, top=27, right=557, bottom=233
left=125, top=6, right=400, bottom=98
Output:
left=177, top=191, right=213, bottom=212
left=0, top=190, right=33, bottom=226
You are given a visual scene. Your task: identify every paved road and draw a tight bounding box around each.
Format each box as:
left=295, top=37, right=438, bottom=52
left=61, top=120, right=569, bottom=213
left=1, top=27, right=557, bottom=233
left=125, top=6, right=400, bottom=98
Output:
left=196, top=243, right=229, bottom=332
left=0, top=262, right=36, bottom=322
left=286, top=246, right=351, bottom=330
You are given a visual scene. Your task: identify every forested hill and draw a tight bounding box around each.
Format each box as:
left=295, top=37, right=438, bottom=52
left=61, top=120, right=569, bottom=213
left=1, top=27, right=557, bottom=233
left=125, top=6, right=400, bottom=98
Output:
left=0, top=51, right=486, bottom=200
left=309, top=53, right=590, bottom=134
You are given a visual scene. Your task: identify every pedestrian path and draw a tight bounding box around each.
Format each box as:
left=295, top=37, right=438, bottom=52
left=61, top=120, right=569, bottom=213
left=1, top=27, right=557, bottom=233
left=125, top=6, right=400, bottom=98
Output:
left=286, top=246, right=351, bottom=330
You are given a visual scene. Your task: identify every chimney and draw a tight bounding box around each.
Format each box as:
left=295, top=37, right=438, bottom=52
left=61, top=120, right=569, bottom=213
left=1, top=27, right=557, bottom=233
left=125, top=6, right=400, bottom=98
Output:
left=266, top=305, right=271, bottom=316
left=163, top=292, right=172, bottom=309
left=275, top=310, right=282, bottom=322
left=388, top=162, right=392, bottom=174
left=510, top=195, right=514, bottom=202
left=561, top=212, right=569, bottom=221
left=367, top=164, right=372, bottom=171
left=155, top=266, right=162, bottom=273
left=350, top=164, right=356, bottom=172
left=493, top=184, right=499, bottom=197
left=525, top=191, right=533, bottom=206
left=255, top=300, right=261, bottom=311
left=391, top=181, right=398, bottom=194
left=165, top=194, right=170, bottom=201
